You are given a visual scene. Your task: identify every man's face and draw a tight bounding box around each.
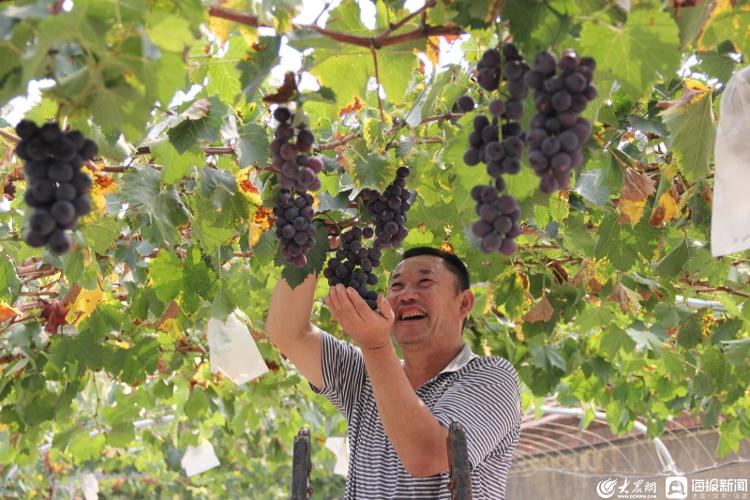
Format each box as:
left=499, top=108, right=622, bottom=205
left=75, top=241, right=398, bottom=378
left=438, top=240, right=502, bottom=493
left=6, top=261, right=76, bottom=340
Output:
left=386, top=255, right=471, bottom=348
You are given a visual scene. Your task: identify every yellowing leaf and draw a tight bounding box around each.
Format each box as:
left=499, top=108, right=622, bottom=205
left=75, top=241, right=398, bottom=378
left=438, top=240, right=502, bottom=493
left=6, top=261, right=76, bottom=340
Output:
left=0, top=303, right=21, bottom=322
left=208, top=0, right=255, bottom=46
left=684, top=79, right=709, bottom=92
left=157, top=300, right=183, bottom=339
left=523, top=297, right=554, bottom=323
left=236, top=168, right=262, bottom=205
left=249, top=206, right=274, bottom=247
left=608, top=282, right=642, bottom=315
left=621, top=168, right=655, bottom=201
left=87, top=170, right=118, bottom=219
left=440, top=241, right=455, bottom=254
left=620, top=198, right=647, bottom=225
left=649, top=190, right=681, bottom=226
left=424, top=37, right=441, bottom=66
left=570, top=259, right=604, bottom=294
left=65, top=286, right=104, bottom=325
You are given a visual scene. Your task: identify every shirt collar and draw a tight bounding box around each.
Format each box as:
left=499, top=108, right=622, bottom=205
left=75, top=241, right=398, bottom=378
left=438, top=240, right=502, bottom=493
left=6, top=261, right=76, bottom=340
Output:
left=438, top=343, right=478, bottom=374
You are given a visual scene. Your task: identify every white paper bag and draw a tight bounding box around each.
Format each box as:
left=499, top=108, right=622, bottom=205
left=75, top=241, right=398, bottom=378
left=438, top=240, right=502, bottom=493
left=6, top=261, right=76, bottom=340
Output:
left=325, top=436, right=350, bottom=477
left=79, top=472, right=99, bottom=500
left=181, top=441, right=220, bottom=477
left=711, top=65, right=750, bottom=256
left=207, top=312, right=268, bottom=385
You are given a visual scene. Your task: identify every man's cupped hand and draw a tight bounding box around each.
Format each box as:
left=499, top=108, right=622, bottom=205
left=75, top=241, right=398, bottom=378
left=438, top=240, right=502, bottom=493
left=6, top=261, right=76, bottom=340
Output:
left=325, top=284, right=395, bottom=351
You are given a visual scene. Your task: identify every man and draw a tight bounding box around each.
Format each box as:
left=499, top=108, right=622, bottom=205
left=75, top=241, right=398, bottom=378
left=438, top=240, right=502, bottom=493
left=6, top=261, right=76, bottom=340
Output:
left=264, top=246, right=521, bottom=499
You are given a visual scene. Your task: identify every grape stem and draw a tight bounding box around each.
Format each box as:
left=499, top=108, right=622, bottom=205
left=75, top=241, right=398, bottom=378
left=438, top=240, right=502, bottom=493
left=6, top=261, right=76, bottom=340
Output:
left=316, top=132, right=360, bottom=152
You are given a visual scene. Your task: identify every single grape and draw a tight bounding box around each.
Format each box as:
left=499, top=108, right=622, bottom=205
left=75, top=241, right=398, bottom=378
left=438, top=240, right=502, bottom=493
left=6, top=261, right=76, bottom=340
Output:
left=457, top=95, right=475, bottom=112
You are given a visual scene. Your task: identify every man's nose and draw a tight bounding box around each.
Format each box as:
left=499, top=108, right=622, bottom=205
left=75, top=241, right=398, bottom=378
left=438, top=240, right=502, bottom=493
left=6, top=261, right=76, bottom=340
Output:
left=395, top=285, right=419, bottom=302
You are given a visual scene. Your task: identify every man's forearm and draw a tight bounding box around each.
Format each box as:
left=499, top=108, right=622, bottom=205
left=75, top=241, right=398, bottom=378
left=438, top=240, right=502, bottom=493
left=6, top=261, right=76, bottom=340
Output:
left=362, top=344, right=449, bottom=477
left=266, top=272, right=318, bottom=343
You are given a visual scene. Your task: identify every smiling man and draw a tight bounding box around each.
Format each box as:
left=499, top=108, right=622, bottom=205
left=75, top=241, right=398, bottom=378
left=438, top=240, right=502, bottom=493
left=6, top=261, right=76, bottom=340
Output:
left=264, top=246, right=521, bottom=499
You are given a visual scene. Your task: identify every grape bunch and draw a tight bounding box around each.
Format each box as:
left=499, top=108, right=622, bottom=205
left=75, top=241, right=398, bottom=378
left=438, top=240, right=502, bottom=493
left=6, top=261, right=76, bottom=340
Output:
left=270, top=106, right=323, bottom=193
left=359, top=167, right=412, bottom=249
left=463, top=44, right=529, bottom=255
left=525, top=50, right=596, bottom=194
left=323, top=226, right=382, bottom=310
left=470, top=185, right=521, bottom=256
left=273, top=190, right=316, bottom=268
left=14, top=120, right=94, bottom=255
left=271, top=106, right=325, bottom=267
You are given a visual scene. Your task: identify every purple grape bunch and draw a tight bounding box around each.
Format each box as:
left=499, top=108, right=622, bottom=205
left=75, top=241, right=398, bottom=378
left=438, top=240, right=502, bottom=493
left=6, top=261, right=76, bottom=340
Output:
left=270, top=106, right=323, bottom=193
left=462, top=44, right=529, bottom=254
left=323, top=226, right=382, bottom=310
left=273, top=190, right=316, bottom=268
left=470, top=185, right=521, bottom=256
left=271, top=106, right=325, bottom=268
left=525, top=50, right=596, bottom=193
left=360, top=166, right=412, bottom=249
left=14, top=120, right=94, bottom=255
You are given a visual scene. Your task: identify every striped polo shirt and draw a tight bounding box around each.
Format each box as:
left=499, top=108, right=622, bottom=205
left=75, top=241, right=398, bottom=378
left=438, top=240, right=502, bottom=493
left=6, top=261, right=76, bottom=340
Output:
left=310, top=331, right=521, bottom=499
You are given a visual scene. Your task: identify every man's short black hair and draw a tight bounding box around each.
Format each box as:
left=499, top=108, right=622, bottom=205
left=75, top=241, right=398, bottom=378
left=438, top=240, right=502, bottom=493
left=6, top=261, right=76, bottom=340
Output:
left=400, top=247, right=470, bottom=293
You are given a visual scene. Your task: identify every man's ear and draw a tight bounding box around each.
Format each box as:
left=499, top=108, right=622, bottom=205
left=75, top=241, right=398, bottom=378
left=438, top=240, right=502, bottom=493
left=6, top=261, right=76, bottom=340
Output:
left=459, top=289, right=474, bottom=317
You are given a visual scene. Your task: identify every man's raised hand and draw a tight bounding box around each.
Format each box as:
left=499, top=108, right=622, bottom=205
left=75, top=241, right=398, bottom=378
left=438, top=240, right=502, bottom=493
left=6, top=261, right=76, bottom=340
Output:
left=325, top=284, right=395, bottom=351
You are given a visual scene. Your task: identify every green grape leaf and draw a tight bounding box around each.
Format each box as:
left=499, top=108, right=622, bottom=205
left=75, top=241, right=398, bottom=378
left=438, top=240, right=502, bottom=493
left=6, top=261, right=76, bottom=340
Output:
left=581, top=7, right=681, bottom=100
left=168, top=96, right=230, bottom=153
left=0, top=258, right=21, bottom=302
left=80, top=216, right=123, bottom=255
left=152, top=139, right=203, bottom=185
left=149, top=251, right=184, bottom=304
left=660, top=89, right=716, bottom=182
left=69, top=433, right=106, bottom=464
left=238, top=36, right=281, bottom=101
left=236, top=122, right=270, bottom=168
left=722, top=338, right=750, bottom=366
left=655, top=238, right=689, bottom=278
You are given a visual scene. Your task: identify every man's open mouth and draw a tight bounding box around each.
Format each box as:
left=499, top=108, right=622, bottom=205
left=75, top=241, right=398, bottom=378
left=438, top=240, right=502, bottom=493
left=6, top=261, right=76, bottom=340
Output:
left=398, top=311, right=427, bottom=321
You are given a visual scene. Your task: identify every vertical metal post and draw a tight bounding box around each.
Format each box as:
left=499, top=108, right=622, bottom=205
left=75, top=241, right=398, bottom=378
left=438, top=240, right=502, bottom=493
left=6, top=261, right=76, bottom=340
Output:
left=291, top=427, right=312, bottom=500
left=447, top=422, right=472, bottom=500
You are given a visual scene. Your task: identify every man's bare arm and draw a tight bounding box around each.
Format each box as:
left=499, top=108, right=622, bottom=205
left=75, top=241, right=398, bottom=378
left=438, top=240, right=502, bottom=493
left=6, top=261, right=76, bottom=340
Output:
left=362, top=344, right=449, bottom=477
left=265, top=273, right=323, bottom=389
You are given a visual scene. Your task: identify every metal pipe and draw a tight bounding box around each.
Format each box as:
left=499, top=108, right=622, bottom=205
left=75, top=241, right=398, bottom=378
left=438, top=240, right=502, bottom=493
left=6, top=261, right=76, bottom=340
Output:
left=538, top=405, right=683, bottom=475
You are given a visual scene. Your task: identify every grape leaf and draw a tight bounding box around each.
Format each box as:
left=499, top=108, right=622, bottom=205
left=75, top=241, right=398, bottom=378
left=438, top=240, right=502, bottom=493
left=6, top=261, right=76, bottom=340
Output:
left=238, top=36, right=281, bottom=101
left=149, top=251, right=184, bottom=304
left=236, top=122, right=270, bottom=168
left=581, top=7, right=681, bottom=100
left=700, top=5, right=750, bottom=59
left=168, top=96, right=230, bottom=153
left=660, top=88, right=716, bottom=182
left=152, top=139, right=203, bottom=185
left=81, top=216, right=123, bottom=254
left=0, top=258, right=20, bottom=302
